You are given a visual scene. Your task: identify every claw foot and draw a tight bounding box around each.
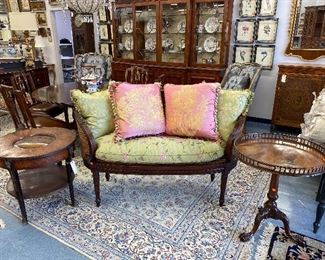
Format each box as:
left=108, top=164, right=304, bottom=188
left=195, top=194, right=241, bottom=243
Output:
left=239, top=232, right=253, bottom=242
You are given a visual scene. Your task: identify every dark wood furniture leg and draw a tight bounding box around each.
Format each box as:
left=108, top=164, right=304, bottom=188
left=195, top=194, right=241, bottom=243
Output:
left=65, top=147, right=75, bottom=207
left=92, top=170, right=101, bottom=207
left=313, top=173, right=325, bottom=233
left=239, top=174, right=304, bottom=245
left=5, top=160, right=28, bottom=224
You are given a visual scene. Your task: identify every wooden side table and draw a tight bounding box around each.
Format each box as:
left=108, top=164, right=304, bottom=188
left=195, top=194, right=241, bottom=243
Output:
left=0, top=127, right=76, bottom=223
left=234, top=133, right=325, bottom=244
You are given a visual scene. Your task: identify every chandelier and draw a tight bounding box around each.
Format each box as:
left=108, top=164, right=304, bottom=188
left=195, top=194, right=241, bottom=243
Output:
left=60, top=0, right=106, bottom=14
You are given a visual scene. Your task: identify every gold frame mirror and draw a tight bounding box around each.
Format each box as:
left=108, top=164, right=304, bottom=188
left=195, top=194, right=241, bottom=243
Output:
left=285, top=0, right=325, bottom=60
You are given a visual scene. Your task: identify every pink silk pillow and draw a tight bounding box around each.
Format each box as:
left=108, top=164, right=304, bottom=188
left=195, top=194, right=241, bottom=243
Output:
left=110, top=82, right=165, bottom=141
left=164, top=83, right=221, bottom=140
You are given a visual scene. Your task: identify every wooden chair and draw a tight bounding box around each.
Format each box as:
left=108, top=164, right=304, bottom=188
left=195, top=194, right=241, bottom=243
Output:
left=0, top=84, right=73, bottom=130
left=125, top=66, right=149, bottom=84
left=11, top=72, right=69, bottom=122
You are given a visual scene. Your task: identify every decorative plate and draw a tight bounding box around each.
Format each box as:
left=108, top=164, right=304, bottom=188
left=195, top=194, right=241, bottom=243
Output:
left=178, top=39, right=185, bottom=50
left=124, top=37, right=133, bottom=51
left=146, top=19, right=156, bottom=33
left=204, top=17, right=219, bottom=33
left=145, top=38, right=156, bottom=51
left=203, top=36, right=218, bottom=53
left=162, top=38, right=174, bottom=49
left=177, top=20, right=186, bottom=33
left=124, top=19, right=133, bottom=33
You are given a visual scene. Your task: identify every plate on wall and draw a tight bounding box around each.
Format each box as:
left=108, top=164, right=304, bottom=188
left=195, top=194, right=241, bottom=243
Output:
left=124, top=19, right=133, bottom=33
left=124, top=37, right=133, bottom=51
left=145, top=38, right=156, bottom=51
left=162, top=38, right=174, bottom=49
left=146, top=19, right=156, bottom=33
left=205, top=17, right=219, bottom=33
left=203, top=36, right=218, bottom=52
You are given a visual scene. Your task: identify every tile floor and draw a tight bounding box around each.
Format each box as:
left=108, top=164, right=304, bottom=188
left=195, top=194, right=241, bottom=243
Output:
left=0, top=120, right=324, bottom=259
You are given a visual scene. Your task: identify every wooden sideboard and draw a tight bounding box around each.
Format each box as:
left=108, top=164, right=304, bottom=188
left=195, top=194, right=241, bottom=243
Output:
left=272, top=64, right=325, bottom=128
left=0, top=66, right=50, bottom=88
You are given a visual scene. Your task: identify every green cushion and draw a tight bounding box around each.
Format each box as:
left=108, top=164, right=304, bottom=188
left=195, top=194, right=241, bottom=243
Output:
left=95, top=134, right=224, bottom=164
left=218, top=89, right=253, bottom=142
left=71, top=89, right=115, bottom=139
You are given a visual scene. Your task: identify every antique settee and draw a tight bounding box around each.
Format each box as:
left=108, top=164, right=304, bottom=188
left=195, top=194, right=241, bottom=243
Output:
left=72, top=63, right=262, bottom=207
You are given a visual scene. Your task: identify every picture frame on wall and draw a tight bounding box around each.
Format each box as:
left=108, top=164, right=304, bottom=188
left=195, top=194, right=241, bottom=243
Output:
left=98, top=6, right=107, bottom=22
left=7, top=0, right=20, bottom=12
left=36, top=12, right=47, bottom=26
left=233, top=45, right=253, bottom=63
left=258, top=0, right=277, bottom=17
left=19, top=0, right=31, bottom=11
left=30, top=1, right=46, bottom=11
left=38, top=27, right=47, bottom=37
left=256, top=18, right=278, bottom=43
left=254, top=45, right=275, bottom=69
left=235, top=19, right=256, bottom=43
left=48, top=0, right=60, bottom=5
left=239, top=0, right=258, bottom=18
left=100, top=42, right=110, bottom=55
left=99, top=24, right=109, bottom=40
left=0, top=0, right=7, bottom=12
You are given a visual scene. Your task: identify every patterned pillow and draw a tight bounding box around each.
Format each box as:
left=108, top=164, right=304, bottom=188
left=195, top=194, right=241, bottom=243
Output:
left=71, top=89, right=115, bottom=139
left=164, top=82, right=221, bottom=140
left=217, top=89, right=254, bottom=142
left=110, top=82, right=165, bottom=141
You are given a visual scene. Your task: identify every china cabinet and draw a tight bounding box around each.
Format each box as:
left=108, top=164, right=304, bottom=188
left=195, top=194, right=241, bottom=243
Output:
left=111, top=0, right=233, bottom=84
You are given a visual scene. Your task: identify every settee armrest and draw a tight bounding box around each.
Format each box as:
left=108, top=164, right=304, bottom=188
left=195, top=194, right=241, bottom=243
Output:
left=224, top=115, right=246, bottom=161
left=73, top=110, right=97, bottom=163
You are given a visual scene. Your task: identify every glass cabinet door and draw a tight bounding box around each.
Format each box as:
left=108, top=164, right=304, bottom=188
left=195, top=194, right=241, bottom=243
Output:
left=114, top=7, right=134, bottom=59
left=193, top=1, right=224, bottom=65
left=135, top=4, right=157, bottom=62
left=161, top=2, right=188, bottom=63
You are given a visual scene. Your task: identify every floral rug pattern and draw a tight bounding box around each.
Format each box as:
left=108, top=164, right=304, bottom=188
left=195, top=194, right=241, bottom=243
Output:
left=0, top=115, right=271, bottom=259
left=267, top=227, right=325, bottom=259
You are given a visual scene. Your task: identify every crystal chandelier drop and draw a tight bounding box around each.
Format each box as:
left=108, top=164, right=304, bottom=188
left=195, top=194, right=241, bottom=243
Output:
left=61, top=0, right=105, bottom=14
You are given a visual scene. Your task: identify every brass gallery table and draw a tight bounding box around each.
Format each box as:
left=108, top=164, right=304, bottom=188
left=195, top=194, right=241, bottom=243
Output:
left=0, top=127, right=76, bottom=223
left=234, top=133, right=325, bottom=244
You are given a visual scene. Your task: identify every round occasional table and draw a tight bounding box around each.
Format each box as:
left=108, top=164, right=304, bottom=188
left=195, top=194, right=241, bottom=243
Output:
left=0, top=127, right=76, bottom=223
left=234, top=133, right=325, bottom=244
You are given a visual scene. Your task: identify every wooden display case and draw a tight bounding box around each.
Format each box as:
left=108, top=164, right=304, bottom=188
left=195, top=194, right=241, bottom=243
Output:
left=272, top=64, right=325, bottom=128
left=112, top=0, right=233, bottom=84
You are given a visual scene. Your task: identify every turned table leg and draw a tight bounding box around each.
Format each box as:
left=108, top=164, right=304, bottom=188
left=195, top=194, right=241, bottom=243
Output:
left=313, top=173, right=325, bottom=233
left=239, top=174, right=304, bottom=245
left=65, top=147, right=75, bottom=207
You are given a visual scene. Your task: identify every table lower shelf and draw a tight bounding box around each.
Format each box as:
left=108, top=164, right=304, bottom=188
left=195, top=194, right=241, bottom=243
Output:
left=6, top=165, right=73, bottom=199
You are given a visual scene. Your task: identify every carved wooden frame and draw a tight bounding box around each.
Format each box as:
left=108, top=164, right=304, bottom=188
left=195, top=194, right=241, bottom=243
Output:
left=285, top=0, right=325, bottom=61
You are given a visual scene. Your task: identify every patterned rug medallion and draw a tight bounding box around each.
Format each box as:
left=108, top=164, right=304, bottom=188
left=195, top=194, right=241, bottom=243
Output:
left=267, top=227, right=325, bottom=259
left=0, top=115, right=272, bottom=259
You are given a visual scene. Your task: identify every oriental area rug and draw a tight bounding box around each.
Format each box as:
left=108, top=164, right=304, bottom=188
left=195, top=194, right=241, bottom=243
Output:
left=0, top=114, right=314, bottom=259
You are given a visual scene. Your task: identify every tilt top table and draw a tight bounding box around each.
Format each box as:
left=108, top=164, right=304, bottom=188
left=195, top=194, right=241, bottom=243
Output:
left=0, top=127, right=76, bottom=223
left=234, top=133, right=325, bottom=244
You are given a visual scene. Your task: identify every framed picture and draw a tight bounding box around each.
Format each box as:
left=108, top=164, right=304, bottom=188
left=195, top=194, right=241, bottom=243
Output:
left=100, top=42, right=110, bottom=55
left=7, top=0, right=19, bottom=12
left=233, top=45, right=253, bottom=63
left=239, top=0, right=258, bottom=18
left=235, top=19, right=256, bottom=43
left=19, top=0, right=30, bottom=11
left=98, top=6, right=107, bottom=22
left=47, top=27, right=52, bottom=42
left=99, top=24, right=109, bottom=40
left=48, top=0, right=60, bottom=5
left=258, top=0, right=277, bottom=17
left=254, top=45, right=275, bottom=69
left=0, top=0, right=7, bottom=12
left=36, top=12, right=47, bottom=26
left=30, top=1, right=45, bottom=11
left=256, top=18, right=278, bottom=43
left=38, top=27, right=47, bottom=37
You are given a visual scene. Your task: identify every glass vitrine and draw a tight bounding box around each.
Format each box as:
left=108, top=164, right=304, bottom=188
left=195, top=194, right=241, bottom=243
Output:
left=161, top=2, right=188, bottom=63
left=193, top=1, right=224, bottom=65
left=114, top=7, right=134, bottom=59
left=135, top=4, right=157, bottom=62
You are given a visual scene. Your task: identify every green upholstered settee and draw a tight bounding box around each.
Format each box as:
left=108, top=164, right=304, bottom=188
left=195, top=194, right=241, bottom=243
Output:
left=72, top=87, right=254, bottom=207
